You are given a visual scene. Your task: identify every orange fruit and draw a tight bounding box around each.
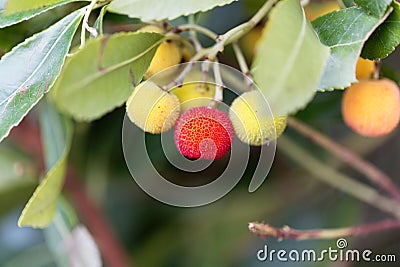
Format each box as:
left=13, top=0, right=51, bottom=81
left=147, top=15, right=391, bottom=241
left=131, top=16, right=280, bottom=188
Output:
left=356, top=58, right=375, bottom=79
left=342, top=79, right=400, bottom=137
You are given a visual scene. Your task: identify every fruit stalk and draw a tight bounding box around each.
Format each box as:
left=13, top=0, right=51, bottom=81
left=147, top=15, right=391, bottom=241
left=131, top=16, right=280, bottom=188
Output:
left=80, top=0, right=99, bottom=48
left=232, top=42, right=254, bottom=90
left=287, top=117, right=400, bottom=203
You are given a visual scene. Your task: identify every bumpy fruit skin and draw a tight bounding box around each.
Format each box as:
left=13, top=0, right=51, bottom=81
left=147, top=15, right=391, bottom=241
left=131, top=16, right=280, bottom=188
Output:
left=355, top=58, right=375, bottom=79
left=229, top=91, right=287, bottom=145
left=126, top=81, right=180, bottom=134
left=304, top=0, right=340, bottom=21
left=138, top=25, right=182, bottom=79
left=171, top=73, right=215, bottom=111
left=174, top=107, right=234, bottom=160
left=342, top=79, right=400, bottom=137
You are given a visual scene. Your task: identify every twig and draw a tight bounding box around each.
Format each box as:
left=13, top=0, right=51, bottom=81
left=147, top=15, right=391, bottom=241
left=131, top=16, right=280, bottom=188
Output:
left=232, top=42, right=254, bottom=90
left=177, top=24, right=218, bottom=40
left=287, top=117, right=400, bottom=203
left=209, top=58, right=224, bottom=108
left=248, top=219, right=400, bottom=241
left=278, top=136, right=400, bottom=219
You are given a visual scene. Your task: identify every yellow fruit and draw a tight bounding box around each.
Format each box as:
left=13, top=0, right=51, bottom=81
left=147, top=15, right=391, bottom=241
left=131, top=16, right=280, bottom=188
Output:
left=356, top=57, right=375, bottom=79
left=229, top=90, right=287, bottom=145
left=138, top=25, right=182, bottom=79
left=171, top=72, right=215, bottom=111
left=342, top=79, right=400, bottom=137
left=240, top=26, right=263, bottom=61
left=179, top=41, right=196, bottom=61
left=304, top=1, right=340, bottom=21
left=126, top=81, right=180, bottom=133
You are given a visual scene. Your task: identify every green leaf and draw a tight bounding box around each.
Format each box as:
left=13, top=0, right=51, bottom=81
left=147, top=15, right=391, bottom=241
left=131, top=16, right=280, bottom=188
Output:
left=0, top=0, right=80, bottom=28
left=313, top=7, right=384, bottom=90
left=4, top=0, right=84, bottom=14
left=51, top=32, right=163, bottom=121
left=340, top=0, right=355, bottom=8
left=354, top=0, right=391, bottom=17
left=0, top=9, right=83, bottom=143
left=0, top=144, right=37, bottom=193
left=251, top=0, right=329, bottom=116
left=18, top=100, right=73, bottom=228
left=108, top=0, right=237, bottom=21
left=361, top=1, right=400, bottom=60
left=92, top=4, right=108, bottom=38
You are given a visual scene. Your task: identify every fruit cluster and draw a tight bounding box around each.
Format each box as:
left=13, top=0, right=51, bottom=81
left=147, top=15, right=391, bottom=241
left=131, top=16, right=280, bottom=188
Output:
left=126, top=26, right=287, bottom=160
left=126, top=80, right=287, bottom=160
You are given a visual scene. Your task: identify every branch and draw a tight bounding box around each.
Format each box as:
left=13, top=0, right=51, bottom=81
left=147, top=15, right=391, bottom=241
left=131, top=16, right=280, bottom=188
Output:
left=248, top=219, right=400, bottom=241
left=278, top=136, right=400, bottom=219
left=64, top=168, right=131, bottom=267
left=287, top=117, right=400, bottom=203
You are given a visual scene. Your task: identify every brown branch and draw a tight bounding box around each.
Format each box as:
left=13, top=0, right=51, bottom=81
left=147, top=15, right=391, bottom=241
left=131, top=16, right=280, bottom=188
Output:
left=65, top=168, right=131, bottom=267
left=287, top=117, right=400, bottom=203
left=248, top=219, right=400, bottom=241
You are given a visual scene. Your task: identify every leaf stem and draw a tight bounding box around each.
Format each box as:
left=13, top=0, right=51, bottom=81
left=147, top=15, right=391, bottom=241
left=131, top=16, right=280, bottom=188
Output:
left=287, top=117, right=400, bottom=203
left=187, top=16, right=203, bottom=51
left=278, top=136, right=400, bottom=219
left=249, top=219, right=400, bottom=241
left=80, top=0, right=98, bottom=49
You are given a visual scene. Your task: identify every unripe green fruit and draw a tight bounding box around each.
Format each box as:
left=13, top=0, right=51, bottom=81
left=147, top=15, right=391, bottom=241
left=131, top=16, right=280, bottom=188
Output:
left=126, top=81, right=180, bottom=134
left=229, top=90, right=287, bottom=145
left=171, top=73, right=215, bottom=112
left=138, top=25, right=182, bottom=79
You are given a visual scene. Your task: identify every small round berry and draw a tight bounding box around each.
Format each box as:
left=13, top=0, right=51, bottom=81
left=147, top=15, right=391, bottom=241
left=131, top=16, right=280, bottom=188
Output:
left=342, top=78, right=400, bottom=137
left=126, top=81, right=180, bottom=134
left=174, top=107, right=234, bottom=160
left=229, top=90, right=287, bottom=145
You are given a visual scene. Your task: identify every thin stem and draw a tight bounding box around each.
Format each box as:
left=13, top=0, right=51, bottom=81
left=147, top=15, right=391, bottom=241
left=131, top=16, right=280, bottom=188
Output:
left=177, top=24, right=218, bottom=40
left=162, top=61, right=195, bottom=91
left=187, top=16, right=202, bottom=52
left=209, top=58, right=224, bottom=108
left=278, top=136, right=400, bottom=219
left=287, top=117, right=400, bottom=203
left=80, top=0, right=98, bottom=49
left=249, top=219, right=400, bottom=241
left=232, top=42, right=254, bottom=90
left=210, top=0, right=278, bottom=58
left=184, top=0, right=278, bottom=61
left=373, top=60, right=381, bottom=80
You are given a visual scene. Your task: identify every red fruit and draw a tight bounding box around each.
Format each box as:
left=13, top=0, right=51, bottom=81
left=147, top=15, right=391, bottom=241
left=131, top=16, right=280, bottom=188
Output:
left=174, top=107, right=234, bottom=160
